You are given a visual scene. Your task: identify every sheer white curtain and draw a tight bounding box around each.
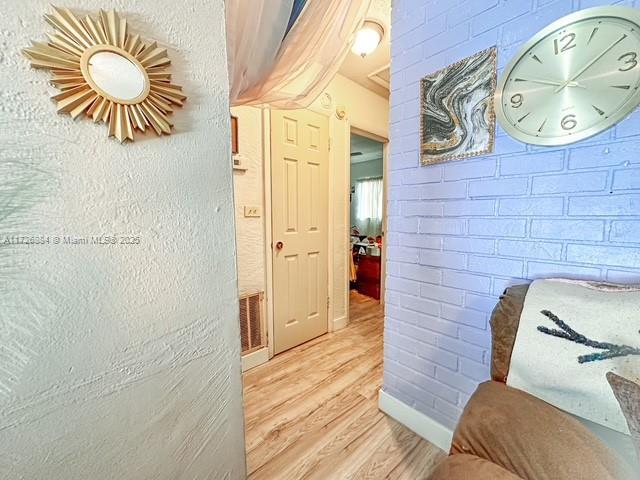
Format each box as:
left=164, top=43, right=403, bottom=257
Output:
left=355, top=177, right=383, bottom=237
left=225, top=0, right=371, bottom=108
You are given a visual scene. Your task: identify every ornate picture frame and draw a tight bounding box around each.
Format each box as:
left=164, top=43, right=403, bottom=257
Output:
left=420, top=47, right=497, bottom=165
left=22, top=6, right=186, bottom=143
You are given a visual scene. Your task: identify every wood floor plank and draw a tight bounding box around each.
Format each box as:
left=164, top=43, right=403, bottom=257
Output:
left=243, top=291, right=445, bottom=479
left=344, top=420, right=422, bottom=479
left=300, top=415, right=402, bottom=480
left=353, top=360, right=383, bottom=400
left=244, top=328, right=382, bottom=419
left=245, top=343, right=382, bottom=450
left=246, top=390, right=365, bottom=473
left=386, top=439, right=447, bottom=480
left=250, top=395, right=382, bottom=480
left=243, top=323, right=383, bottom=413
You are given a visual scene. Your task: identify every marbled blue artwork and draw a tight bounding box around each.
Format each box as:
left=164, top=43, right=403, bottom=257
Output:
left=420, top=47, right=497, bottom=165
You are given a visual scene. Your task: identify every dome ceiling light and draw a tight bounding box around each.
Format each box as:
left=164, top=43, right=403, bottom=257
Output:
left=351, top=20, right=384, bottom=58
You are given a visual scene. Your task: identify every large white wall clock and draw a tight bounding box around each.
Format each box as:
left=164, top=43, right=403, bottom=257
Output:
left=495, top=6, right=640, bottom=146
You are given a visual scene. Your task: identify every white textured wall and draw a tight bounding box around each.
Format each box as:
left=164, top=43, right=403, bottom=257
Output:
left=0, top=1, right=246, bottom=479
left=231, top=106, right=266, bottom=296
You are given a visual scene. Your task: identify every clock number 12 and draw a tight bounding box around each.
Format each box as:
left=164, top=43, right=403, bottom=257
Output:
left=554, top=33, right=576, bottom=55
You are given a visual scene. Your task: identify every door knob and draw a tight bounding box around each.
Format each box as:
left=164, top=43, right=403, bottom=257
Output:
left=275, top=241, right=284, bottom=250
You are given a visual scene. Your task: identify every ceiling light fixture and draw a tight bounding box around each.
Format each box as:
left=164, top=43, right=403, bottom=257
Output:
left=351, top=20, right=384, bottom=58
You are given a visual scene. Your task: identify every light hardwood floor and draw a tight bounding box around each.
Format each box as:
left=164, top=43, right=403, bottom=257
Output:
left=242, top=291, right=446, bottom=479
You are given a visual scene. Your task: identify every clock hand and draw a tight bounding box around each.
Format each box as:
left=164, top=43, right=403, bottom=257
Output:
left=520, top=78, right=585, bottom=88
left=554, top=34, right=628, bottom=93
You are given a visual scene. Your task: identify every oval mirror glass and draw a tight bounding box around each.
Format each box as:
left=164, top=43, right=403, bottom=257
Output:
left=88, top=51, right=146, bottom=101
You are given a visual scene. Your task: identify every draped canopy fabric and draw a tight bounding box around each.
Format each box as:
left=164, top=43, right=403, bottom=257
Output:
left=285, top=0, right=309, bottom=37
left=225, top=0, right=371, bottom=109
left=225, top=0, right=293, bottom=104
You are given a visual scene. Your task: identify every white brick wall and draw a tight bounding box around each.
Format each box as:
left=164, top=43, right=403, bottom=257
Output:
left=384, top=0, right=640, bottom=430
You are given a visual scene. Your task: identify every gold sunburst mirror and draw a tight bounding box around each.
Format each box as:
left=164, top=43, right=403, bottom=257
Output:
left=23, top=6, right=186, bottom=143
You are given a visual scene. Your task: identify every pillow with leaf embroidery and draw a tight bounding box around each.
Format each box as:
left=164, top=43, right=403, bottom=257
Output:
left=507, top=279, right=640, bottom=433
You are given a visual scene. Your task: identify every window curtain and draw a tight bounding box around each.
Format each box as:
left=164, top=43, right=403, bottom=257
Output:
left=225, top=0, right=371, bottom=109
left=355, top=177, right=383, bottom=237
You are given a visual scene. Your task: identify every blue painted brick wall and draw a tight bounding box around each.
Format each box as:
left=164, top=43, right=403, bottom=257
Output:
left=384, top=0, right=640, bottom=431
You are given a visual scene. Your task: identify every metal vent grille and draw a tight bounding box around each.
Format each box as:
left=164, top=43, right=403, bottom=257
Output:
left=239, top=292, right=266, bottom=355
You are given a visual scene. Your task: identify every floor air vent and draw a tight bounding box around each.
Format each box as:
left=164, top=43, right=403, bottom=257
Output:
left=239, top=292, right=266, bottom=355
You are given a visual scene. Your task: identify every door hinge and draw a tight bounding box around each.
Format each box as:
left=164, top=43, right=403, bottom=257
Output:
left=327, top=296, right=330, bottom=310
left=328, top=137, right=331, bottom=151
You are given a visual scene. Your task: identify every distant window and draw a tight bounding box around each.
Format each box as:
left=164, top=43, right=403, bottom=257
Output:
left=356, top=177, right=383, bottom=222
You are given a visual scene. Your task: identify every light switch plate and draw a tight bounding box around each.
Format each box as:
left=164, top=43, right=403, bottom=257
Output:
left=244, top=206, right=261, bottom=217
left=232, top=154, right=248, bottom=171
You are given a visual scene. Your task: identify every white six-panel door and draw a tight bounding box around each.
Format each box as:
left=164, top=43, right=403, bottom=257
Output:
left=271, top=109, right=329, bottom=354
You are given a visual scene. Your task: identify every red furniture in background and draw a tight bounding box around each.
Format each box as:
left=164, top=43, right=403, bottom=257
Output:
left=356, top=254, right=381, bottom=300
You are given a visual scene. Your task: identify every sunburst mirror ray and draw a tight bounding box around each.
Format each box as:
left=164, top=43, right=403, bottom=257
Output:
left=23, top=6, right=186, bottom=143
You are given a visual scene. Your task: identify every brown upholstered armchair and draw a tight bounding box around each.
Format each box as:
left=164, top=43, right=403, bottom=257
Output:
left=428, top=285, right=636, bottom=480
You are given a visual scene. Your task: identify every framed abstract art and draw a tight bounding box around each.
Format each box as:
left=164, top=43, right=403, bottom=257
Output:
left=420, top=47, right=497, bottom=165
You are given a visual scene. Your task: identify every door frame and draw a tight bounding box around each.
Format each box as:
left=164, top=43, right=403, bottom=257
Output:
left=262, top=108, right=275, bottom=359
left=348, top=126, right=389, bottom=306
left=262, top=107, right=333, bottom=359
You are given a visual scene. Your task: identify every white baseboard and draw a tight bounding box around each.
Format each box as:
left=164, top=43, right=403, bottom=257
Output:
left=241, top=348, right=269, bottom=372
left=378, top=389, right=453, bottom=452
left=331, top=315, right=348, bottom=332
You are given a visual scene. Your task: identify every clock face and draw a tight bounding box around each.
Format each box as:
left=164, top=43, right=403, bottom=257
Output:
left=496, top=7, right=640, bottom=145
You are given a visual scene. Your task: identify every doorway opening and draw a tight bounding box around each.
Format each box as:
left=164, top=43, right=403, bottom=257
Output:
left=224, top=0, right=440, bottom=476
left=349, top=132, right=386, bottom=302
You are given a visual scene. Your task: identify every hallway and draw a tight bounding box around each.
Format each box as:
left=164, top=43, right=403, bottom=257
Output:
left=243, top=292, right=445, bottom=479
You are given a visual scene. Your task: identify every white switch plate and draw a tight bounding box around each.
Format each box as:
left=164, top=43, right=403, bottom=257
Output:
left=232, top=154, right=248, bottom=171
left=244, top=206, right=261, bottom=217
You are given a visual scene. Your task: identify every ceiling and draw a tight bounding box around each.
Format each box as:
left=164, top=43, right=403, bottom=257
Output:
left=338, top=0, right=391, bottom=98
left=351, top=133, right=384, bottom=164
